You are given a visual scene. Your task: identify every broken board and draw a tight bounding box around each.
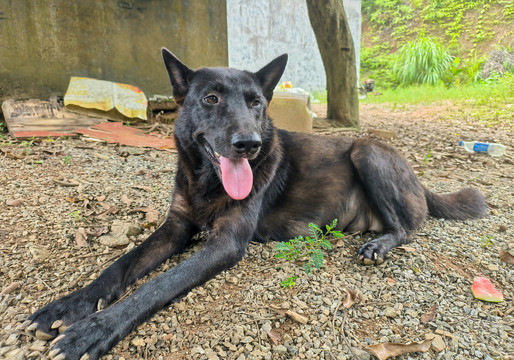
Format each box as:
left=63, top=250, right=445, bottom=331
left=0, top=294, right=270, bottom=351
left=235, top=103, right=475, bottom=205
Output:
left=75, top=122, right=175, bottom=149
left=2, top=98, right=106, bottom=138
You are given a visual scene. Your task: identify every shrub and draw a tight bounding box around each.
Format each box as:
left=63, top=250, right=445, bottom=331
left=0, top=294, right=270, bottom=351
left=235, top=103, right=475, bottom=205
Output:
left=360, top=44, right=398, bottom=89
left=393, top=37, right=454, bottom=86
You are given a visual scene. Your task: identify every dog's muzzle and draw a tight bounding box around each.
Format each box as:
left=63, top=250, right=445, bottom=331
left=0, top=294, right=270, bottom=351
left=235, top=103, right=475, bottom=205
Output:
left=231, top=133, right=262, bottom=157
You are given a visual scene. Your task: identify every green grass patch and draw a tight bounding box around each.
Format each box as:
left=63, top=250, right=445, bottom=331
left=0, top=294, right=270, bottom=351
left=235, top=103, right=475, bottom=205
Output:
left=362, top=73, right=514, bottom=105
left=310, top=90, right=327, bottom=104
left=360, top=73, right=514, bottom=128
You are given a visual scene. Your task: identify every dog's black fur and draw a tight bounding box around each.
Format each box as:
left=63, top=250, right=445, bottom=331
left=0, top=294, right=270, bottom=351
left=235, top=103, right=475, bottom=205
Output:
left=28, top=49, right=487, bottom=360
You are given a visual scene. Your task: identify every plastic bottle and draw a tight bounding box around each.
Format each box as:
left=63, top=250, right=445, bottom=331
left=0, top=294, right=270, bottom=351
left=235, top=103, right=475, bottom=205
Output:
left=459, top=141, right=506, bottom=157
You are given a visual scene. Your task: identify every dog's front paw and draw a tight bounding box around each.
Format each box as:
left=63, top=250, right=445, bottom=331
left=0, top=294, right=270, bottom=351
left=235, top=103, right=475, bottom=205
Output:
left=49, top=311, right=120, bottom=360
left=357, top=239, right=386, bottom=265
left=28, top=288, right=105, bottom=341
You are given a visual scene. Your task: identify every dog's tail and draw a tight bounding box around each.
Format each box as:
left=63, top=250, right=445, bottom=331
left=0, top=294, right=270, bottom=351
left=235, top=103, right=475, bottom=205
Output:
left=424, top=187, right=488, bottom=220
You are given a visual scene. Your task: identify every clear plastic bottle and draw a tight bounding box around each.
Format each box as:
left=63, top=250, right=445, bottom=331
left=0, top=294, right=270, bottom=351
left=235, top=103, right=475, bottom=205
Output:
left=459, top=141, right=506, bottom=157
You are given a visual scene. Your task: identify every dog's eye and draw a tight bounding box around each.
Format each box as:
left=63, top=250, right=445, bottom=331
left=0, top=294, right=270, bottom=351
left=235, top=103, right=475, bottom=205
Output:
left=251, top=99, right=261, bottom=107
left=204, top=95, right=218, bottom=105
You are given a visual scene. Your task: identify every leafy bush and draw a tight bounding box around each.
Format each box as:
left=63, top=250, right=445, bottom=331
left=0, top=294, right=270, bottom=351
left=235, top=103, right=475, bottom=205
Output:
left=462, top=54, right=487, bottom=84
left=360, top=43, right=398, bottom=89
left=393, top=37, right=454, bottom=86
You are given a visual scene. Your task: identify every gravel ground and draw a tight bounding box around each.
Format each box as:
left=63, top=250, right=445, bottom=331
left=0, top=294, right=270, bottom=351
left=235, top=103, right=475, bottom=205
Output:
left=0, top=103, right=513, bottom=359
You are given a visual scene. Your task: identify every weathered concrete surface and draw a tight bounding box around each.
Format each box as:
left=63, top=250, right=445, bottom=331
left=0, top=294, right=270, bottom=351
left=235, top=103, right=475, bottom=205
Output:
left=0, top=0, right=228, bottom=101
left=227, top=0, right=361, bottom=91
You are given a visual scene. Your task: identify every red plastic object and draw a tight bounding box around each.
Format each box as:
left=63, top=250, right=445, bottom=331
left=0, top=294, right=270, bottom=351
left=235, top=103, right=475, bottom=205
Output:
left=472, top=276, right=504, bottom=303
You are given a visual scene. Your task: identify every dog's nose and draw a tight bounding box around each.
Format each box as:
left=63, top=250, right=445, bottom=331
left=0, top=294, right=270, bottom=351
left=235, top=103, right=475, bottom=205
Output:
left=232, top=133, right=262, bottom=155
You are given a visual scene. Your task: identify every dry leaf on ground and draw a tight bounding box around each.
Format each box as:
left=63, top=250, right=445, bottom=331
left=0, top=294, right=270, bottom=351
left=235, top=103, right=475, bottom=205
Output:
left=342, top=287, right=357, bottom=309
left=420, top=304, right=438, bottom=324
left=121, top=194, right=133, bottom=207
left=75, top=227, right=88, bottom=247
left=499, top=249, right=514, bottom=264
left=264, top=329, right=281, bottom=345
left=6, top=199, right=25, bottom=206
left=365, top=339, right=433, bottom=360
left=0, top=282, right=20, bottom=295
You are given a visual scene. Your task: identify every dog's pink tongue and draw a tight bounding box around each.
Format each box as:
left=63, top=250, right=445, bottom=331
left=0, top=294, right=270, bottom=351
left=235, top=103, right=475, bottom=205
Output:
left=220, top=156, right=253, bottom=200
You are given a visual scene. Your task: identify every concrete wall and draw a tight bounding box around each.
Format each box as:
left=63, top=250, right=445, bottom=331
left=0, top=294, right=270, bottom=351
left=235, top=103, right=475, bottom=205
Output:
left=0, top=0, right=228, bottom=101
left=227, top=0, right=361, bottom=92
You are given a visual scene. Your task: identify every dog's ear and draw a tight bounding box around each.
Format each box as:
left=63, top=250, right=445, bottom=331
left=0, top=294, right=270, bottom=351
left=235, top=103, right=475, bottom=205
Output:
left=255, top=54, right=288, bottom=103
left=162, top=48, right=193, bottom=105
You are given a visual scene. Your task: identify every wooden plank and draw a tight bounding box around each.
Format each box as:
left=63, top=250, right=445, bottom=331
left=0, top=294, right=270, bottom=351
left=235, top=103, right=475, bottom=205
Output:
left=367, top=127, right=397, bottom=139
left=2, top=98, right=106, bottom=137
left=75, top=122, right=175, bottom=149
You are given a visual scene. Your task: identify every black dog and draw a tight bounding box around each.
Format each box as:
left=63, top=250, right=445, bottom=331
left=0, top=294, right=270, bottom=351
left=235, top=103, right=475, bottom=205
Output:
left=28, top=49, right=487, bottom=359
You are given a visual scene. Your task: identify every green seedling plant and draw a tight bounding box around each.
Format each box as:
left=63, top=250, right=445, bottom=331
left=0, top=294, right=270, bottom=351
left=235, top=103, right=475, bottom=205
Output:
left=21, top=137, right=35, bottom=156
left=275, top=219, right=343, bottom=287
left=0, top=122, right=6, bottom=141
left=423, top=144, right=432, bottom=166
left=480, top=235, right=493, bottom=248
left=64, top=155, right=72, bottom=165
left=70, top=210, right=84, bottom=223
left=281, top=275, right=298, bottom=289
left=418, top=144, right=433, bottom=177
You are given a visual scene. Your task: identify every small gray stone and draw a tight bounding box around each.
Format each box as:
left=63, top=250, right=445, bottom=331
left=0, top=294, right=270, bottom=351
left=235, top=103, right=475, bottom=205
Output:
left=205, top=349, right=219, bottom=360
left=99, top=234, right=129, bottom=247
left=240, top=336, right=253, bottom=344
left=384, top=307, right=400, bottom=318
left=352, top=347, right=371, bottom=360
left=126, top=226, right=142, bottom=237
left=274, top=345, right=288, bottom=353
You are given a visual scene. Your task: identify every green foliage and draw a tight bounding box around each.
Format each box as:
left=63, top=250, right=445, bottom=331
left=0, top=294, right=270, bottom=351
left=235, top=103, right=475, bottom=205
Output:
left=504, top=1, right=514, bottom=18
left=275, top=220, right=343, bottom=287
left=70, top=210, right=84, bottom=222
left=310, top=90, right=327, bottom=104
left=21, top=137, right=35, bottom=156
left=393, top=37, right=454, bottom=86
left=480, top=235, right=494, bottom=248
left=462, top=54, right=487, bottom=84
left=362, top=72, right=513, bottom=103
left=423, top=144, right=432, bottom=166
left=360, top=43, right=398, bottom=88
left=362, top=0, right=417, bottom=41
left=362, top=0, right=513, bottom=88
left=281, top=276, right=298, bottom=289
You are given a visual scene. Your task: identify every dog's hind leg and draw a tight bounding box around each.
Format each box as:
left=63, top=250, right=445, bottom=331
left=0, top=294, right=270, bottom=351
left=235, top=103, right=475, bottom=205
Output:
left=350, top=138, right=428, bottom=264
left=28, top=194, right=195, bottom=340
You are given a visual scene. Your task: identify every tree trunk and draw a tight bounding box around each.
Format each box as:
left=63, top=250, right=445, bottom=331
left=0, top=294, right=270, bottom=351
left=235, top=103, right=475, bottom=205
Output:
left=306, top=0, right=360, bottom=128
